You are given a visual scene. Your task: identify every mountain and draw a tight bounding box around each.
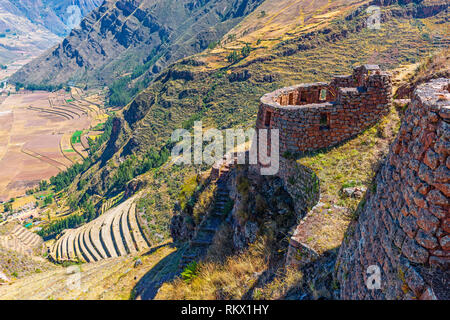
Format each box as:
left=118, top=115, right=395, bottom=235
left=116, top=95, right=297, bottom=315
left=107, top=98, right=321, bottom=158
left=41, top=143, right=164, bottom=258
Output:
left=0, top=0, right=102, bottom=73
left=0, top=0, right=103, bottom=36
left=10, top=0, right=265, bottom=89
left=0, top=2, right=60, bottom=65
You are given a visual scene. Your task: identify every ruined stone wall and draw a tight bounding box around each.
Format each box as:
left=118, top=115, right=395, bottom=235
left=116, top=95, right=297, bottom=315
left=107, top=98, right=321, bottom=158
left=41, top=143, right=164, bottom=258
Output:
left=335, top=78, right=449, bottom=300
left=274, top=158, right=322, bottom=268
left=256, top=65, right=392, bottom=155
left=276, top=157, right=320, bottom=218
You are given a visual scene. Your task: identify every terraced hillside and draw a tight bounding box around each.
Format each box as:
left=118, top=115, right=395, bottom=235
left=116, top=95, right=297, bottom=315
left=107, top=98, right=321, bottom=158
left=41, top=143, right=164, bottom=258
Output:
left=0, top=241, right=179, bottom=300
left=0, top=223, right=44, bottom=256
left=0, top=88, right=106, bottom=201
left=50, top=197, right=151, bottom=263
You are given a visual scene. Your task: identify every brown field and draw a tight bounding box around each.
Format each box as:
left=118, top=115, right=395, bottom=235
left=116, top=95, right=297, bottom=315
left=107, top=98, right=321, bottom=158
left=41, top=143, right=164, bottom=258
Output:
left=0, top=90, right=105, bottom=202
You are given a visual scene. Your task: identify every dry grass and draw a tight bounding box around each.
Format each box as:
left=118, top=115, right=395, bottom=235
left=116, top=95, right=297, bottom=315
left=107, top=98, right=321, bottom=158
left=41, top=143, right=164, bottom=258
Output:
left=253, top=267, right=304, bottom=300
left=0, top=246, right=54, bottom=280
left=300, top=107, right=401, bottom=211
left=156, top=239, right=270, bottom=300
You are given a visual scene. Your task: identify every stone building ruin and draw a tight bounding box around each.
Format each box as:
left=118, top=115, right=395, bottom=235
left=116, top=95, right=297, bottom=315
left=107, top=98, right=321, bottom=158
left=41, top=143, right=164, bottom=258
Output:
left=256, top=65, right=392, bottom=154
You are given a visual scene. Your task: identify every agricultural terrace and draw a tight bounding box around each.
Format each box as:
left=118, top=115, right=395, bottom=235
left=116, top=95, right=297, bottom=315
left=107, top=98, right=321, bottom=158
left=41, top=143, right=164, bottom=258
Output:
left=0, top=88, right=107, bottom=202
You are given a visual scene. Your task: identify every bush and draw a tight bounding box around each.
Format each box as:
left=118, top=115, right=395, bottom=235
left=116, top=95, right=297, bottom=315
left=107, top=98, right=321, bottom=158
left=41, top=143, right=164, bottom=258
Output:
left=181, top=261, right=199, bottom=283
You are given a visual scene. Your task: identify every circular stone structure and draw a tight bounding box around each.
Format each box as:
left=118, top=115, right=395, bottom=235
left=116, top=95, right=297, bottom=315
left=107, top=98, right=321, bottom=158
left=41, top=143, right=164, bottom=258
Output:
left=256, top=65, right=392, bottom=154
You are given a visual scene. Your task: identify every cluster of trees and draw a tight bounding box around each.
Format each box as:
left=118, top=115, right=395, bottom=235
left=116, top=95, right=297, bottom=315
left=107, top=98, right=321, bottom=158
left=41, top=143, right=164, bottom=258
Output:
left=14, top=82, right=64, bottom=92
left=3, top=202, right=12, bottom=212
left=37, top=214, right=84, bottom=239
left=109, top=48, right=162, bottom=107
left=26, top=180, right=50, bottom=195
left=38, top=198, right=96, bottom=238
left=227, top=43, right=252, bottom=64
left=111, top=147, right=170, bottom=191
left=108, top=77, right=137, bottom=107
left=42, top=195, right=53, bottom=207
left=50, top=159, right=93, bottom=192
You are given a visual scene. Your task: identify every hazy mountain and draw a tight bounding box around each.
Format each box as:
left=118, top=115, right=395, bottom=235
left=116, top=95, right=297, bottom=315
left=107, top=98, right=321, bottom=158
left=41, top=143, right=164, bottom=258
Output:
left=0, top=0, right=103, bottom=36
left=0, top=0, right=102, bottom=68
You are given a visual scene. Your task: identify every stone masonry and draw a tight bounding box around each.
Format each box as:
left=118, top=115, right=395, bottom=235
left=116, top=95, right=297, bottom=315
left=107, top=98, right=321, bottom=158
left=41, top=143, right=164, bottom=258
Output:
left=335, top=78, right=449, bottom=299
left=255, top=65, right=393, bottom=268
left=256, top=65, right=392, bottom=155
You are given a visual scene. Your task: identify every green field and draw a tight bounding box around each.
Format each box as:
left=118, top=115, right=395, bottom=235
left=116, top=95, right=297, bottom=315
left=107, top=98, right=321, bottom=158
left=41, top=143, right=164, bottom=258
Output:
left=71, top=131, right=83, bottom=144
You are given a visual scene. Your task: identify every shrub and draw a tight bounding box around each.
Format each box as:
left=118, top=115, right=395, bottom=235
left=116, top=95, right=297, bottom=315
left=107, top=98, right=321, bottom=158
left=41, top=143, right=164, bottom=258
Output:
left=181, top=261, right=199, bottom=283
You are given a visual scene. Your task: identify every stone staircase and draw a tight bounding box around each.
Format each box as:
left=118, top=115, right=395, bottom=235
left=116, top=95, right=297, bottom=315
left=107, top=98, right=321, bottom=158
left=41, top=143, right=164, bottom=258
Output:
left=179, top=154, right=236, bottom=269
left=0, top=224, right=44, bottom=256
left=50, top=197, right=151, bottom=263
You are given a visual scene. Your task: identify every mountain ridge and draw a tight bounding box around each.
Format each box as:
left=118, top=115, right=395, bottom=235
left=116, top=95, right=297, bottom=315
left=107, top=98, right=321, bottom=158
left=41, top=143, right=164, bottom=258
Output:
left=9, top=0, right=265, bottom=89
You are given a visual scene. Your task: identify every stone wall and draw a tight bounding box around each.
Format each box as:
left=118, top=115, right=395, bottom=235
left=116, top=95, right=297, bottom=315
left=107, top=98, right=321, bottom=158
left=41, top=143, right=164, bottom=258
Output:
left=335, top=78, right=449, bottom=300
left=256, top=65, right=392, bottom=155
left=275, top=158, right=322, bottom=268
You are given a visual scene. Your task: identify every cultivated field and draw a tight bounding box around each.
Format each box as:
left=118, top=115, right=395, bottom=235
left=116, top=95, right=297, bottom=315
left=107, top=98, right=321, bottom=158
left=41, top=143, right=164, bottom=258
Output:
left=0, top=89, right=105, bottom=202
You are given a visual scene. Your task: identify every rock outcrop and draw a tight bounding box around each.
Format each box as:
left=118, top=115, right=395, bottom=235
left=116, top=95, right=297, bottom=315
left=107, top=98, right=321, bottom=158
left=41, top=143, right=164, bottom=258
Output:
left=335, top=78, right=449, bottom=300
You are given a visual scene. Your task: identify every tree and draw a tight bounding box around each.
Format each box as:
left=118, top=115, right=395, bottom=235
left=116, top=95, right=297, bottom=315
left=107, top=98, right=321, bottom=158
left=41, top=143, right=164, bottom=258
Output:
left=4, top=203, right=12, bottom=212
left=83, top=201, right=96, bottom=221
left=43, top=195, right=53, bottom=206
left=241, top=43, right=251, bottom=58
left=227, top=51, right=240, bottom=63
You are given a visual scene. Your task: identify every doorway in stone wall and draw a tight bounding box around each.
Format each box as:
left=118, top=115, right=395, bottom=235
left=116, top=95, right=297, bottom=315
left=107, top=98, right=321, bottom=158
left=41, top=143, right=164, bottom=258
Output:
left=320, top=112, right=330, bottom=130
left=264, top=110, right=272, bottom=127
left=289, top=92, right=295, bottom=105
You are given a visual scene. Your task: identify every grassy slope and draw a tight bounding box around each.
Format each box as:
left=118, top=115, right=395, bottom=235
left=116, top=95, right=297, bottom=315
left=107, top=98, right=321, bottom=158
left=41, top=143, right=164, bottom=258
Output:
left=0, top=246, right=55, bottom=281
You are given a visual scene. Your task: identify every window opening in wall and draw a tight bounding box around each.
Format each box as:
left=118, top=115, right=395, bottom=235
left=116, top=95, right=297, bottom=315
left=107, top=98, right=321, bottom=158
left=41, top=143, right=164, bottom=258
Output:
left=319, top=89, right=327, bottom=101
left=264, top=111, right=272, bottom=127
left=300, top=92, right=307, bottom=103
left=288, top=92, right=294, bottom=105
left=320, top=113, right=330, bottom=130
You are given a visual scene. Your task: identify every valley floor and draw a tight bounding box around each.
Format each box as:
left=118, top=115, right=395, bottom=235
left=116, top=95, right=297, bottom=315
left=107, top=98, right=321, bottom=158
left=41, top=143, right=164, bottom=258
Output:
left=0, top=89, right=105, bottom=201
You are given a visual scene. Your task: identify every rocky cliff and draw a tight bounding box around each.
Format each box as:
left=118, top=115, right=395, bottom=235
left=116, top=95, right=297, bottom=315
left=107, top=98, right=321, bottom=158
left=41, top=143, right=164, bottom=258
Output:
left=10, top=0, right=264, bottom=87
left=335, top=78, right=449, bottom=300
